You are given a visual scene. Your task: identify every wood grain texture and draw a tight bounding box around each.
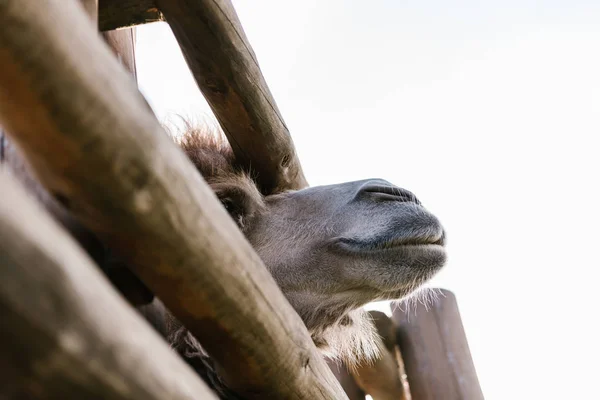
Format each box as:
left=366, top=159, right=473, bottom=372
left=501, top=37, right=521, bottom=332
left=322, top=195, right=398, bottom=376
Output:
left=156, top=0, right=309, bottom=193
left=392, top=290, right=484, bottom=400
left=0, top=1, right=345, bottom=398
left=99, top=0, right=163, bottom=31
left=0, top=171, right=216, bottom=400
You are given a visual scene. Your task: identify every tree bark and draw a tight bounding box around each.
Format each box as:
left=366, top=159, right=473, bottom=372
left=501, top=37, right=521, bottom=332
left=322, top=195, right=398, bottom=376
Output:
left=0, top=1, right=344, bottom=398
left=156, top=0, right=309, bottom=193
left=0, top=171, right=216, bottom=400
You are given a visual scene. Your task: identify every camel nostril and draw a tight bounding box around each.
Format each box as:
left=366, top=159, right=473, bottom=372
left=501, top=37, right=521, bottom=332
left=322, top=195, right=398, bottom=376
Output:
left=358, top=182, right=420, bottom=204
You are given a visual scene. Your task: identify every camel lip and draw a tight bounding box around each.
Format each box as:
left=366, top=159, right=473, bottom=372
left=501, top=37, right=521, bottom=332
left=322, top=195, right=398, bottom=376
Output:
left=332, top=235, right=446, bottom=252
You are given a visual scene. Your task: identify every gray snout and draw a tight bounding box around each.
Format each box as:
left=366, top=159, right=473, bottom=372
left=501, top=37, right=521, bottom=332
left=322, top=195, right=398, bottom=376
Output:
left=355, top=179, right=421, bottom=205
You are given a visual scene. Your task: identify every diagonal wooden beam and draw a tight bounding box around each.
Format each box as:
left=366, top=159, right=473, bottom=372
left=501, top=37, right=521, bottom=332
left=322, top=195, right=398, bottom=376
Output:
left=0, top=171, right=216, bottom=400
left=0, top=0, right=343, bottom=398
left=81, top=0, right=98, bottom=23
left=99, top=0, right=164, bottom=32
left=98, top=0, right=308, bottom=193
left=156, top=0, right=309, bottom=193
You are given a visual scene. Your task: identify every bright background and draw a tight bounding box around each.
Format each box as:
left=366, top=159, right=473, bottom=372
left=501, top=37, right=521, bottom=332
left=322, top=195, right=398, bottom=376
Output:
left=135, top=1, right=600, bottom=399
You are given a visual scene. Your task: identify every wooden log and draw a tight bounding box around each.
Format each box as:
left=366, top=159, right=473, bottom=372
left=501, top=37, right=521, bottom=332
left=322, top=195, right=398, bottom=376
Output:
left=156, top=0, right=308, bottom=193
left=0, top=23, right=154, bottom=307
left=102, top=28, right=137, bottom=79
left=351, top=311, right=410, bottom=400
left=392, top=290, right=484, bottom=400
left=0, top=171, right=216, bottom=400
left=0, top=1, right=346, bottom=398
left=99, top=0, right=164, bottom=32
left=327, top=359, right=365, bottom=400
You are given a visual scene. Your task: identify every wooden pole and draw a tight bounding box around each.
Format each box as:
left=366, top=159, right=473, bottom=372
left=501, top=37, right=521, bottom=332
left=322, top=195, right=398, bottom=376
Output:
left=0, top=0, right=109, bottom=271
left=351, top=311, right=410, bottom=400
left=99, top=0, right=163, bottom=32
left=392, top=290, right=484, bottom=400
left=102, top=28, right=137, bottom=79
left=0, top=1, right=345, bottom=398
left=0, top=171, right=216, bottom=400
left=156, top=0, right=309, bottom=193
left=327, top=359, right=365, bottom=400
left=1, top=7, right=152, bottom=308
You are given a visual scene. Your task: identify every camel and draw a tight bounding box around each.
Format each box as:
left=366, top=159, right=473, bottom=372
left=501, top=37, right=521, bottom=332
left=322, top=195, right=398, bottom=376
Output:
left=3, top=124, right=447, bottom=399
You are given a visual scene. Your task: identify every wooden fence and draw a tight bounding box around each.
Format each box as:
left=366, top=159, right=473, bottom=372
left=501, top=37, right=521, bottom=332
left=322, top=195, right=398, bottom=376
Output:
left=0, top=0, right=483, bottom=399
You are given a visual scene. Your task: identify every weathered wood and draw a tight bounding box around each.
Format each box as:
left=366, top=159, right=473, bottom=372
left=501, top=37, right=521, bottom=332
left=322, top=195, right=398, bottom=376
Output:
left=392, top=290, right=484, bottom=400
left=99, top=0, right=163, bottom=32
left=156, top=0, right=308, bottom=193
left=394, top=346, right=412, bottom=400
left=351, top=311, right=410, bottom=400
left=0, top=24, right=154, bottom=307
left=0, top=1, right=346, bottom=398
left=327, top=359, right=365, bottom=400
left=102, top=28, right=137, bottom=79
left=0, top=171, right=217, bottom=400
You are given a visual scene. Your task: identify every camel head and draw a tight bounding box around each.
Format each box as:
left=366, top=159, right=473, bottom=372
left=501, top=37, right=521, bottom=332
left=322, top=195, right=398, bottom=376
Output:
left=180, top=127, right=447, bottom=362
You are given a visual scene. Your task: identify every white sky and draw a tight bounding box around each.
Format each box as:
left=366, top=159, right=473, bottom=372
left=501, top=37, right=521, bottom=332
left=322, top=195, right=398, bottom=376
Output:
left=135, top=1, right=600, bottom=399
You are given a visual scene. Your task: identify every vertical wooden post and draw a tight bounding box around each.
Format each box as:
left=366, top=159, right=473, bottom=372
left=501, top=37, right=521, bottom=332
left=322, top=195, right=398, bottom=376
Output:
left=327, top=359, right=365, bottom=400
left=392, top=290, right=484, bottom=400
left=351, top=311, right=411, bottom=400
left=102, top=29, right=137, bottom=79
